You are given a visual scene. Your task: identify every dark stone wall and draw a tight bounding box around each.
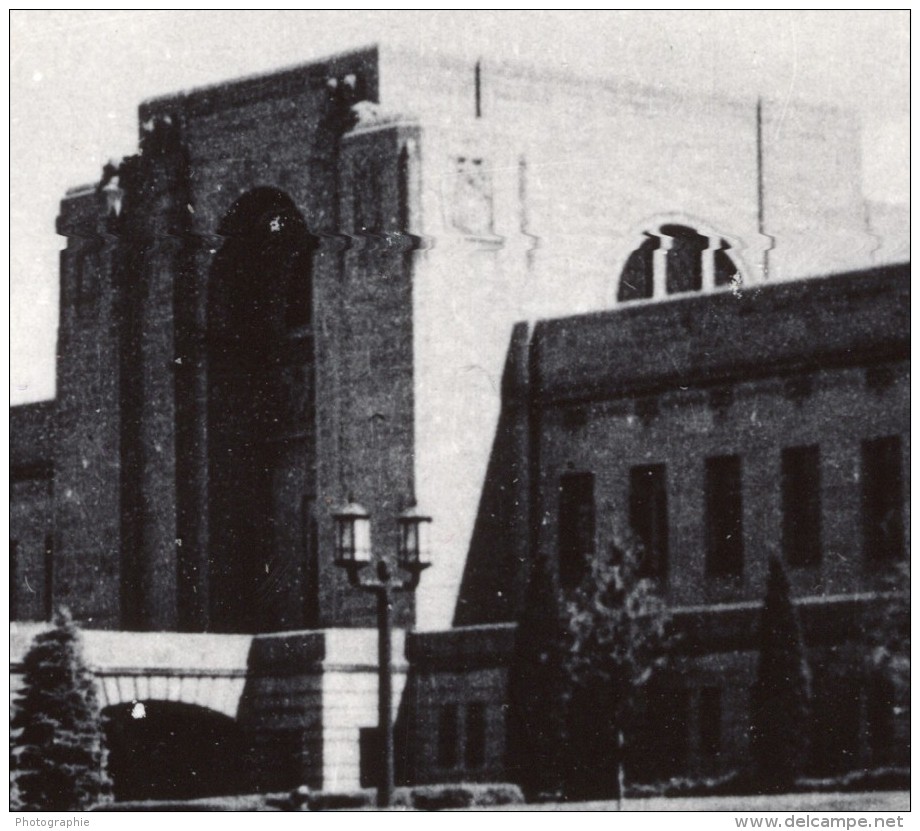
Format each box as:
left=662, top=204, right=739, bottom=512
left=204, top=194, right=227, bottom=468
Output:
left=11, top=402, right=56, bottom=621
left=10, top=400, right=55, bottom=470
left=532, top=265, right=909, bottom=406
left=323, top=121, right=419, bottom=628
left=53, top=188, right=124, bottom=628
left=531, top=265, right=910, bottom=606
left=46, top=46, right=423, bottom=632
left=128, top=55, right=362, bottom=633
left=404, top=624, right=515, bottom=784
left=116, top=121, right=190, bottom=631
left=406, top=593, right=907, bottom=784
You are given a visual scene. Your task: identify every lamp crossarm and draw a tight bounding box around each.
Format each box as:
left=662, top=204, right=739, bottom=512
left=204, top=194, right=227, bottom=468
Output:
left=337, top=560, right=429, bottom=593
left=395, top=562, right=430, bottom=592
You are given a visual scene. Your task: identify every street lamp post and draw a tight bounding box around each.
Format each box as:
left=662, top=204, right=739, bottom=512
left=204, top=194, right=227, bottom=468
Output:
left=332, top=499, right=431, bottom=809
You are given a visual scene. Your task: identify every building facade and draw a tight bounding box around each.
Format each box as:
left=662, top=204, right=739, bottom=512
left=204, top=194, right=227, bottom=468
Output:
left=415, top=264, right=909, bottom=784
left=10, top=46, right=908, bottom=797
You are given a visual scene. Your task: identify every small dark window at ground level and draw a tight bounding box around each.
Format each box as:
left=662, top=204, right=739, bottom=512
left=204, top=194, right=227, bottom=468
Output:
left=438, top=704, right=459, bottom=769
left=465, top=702, right=486, bottom=769
left=699, top=686, right=722, bottom=755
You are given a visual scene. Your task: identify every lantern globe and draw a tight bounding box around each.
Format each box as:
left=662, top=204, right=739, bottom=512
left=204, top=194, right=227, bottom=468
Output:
left=397, top=504, right=432, bottom=568
left=333, top=500, right=372, bottom=565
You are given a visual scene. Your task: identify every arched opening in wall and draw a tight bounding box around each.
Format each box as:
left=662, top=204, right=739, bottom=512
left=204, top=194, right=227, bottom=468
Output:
left=103, top=701, right=249, bottom=802
left=207, top=188, right=318, bottom=634
left=713, top=239, right=739, bottom=287
left=661, top=224, right=706, bottom=294
left=617, top=234, right=659, bottom=302
left=616, top=222, right=741, bottom=302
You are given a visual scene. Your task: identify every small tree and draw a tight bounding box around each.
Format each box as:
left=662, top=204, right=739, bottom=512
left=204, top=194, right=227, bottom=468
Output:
left=507, top=554, right=570, bottom=800
left=749, top=557, right=811, bottom=793
left=564, top=538, right=670, bottom=803
left=864, top=561, right=910, bottom=766
left=868, top=561, right=910, bottom=688
left=11, top=609, right=113, bottom=811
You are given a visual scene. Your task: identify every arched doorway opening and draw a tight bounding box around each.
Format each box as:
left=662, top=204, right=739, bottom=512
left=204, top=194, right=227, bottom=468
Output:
left=207, top=188, right=318, bottom=633
left=103, top=701, right=249, bottom=801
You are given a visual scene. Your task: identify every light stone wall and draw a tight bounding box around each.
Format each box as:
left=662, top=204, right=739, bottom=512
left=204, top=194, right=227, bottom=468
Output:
left=320, top=628, right=407, bottom=792
left=376, top=47, right=882, bottom=629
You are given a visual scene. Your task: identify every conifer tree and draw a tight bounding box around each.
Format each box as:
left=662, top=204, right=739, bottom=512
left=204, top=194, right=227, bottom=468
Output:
left=507, top=554, right=570, bottom=800
left=11, top=609, right=113, bottom=811
left=749, top=557, right=811, bottom=793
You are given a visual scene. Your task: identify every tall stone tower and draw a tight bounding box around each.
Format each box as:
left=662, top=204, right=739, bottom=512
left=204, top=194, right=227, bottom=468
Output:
left=54, top=47, right=419, bottom=633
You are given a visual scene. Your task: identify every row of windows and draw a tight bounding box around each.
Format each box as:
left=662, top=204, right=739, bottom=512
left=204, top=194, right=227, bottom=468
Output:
left=558, top=435, right=904, bottom=586
left=432, top=693, right=723, bottom=775
left=647, top=676, right=898, bottom=774
left=433, top=690, right=722, bottom=778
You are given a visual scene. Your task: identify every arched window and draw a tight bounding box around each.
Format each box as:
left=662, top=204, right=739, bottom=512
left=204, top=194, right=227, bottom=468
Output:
left=616, top=223, right=741, bottom=302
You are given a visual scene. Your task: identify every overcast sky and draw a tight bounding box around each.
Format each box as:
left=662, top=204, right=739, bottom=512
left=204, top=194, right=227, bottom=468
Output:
left=10, top=10, right=909, bottom=404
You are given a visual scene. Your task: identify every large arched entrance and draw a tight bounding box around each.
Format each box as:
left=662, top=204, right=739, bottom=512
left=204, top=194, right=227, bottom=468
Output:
left=207, top=188, right=318, bottom=633
left=103, top=701, right=249, bottom=801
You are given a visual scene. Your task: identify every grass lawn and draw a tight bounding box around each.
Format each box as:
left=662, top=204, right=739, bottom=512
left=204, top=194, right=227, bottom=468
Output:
left=99, top=790, right=909, bottom=812
left=96, top=793, right=289, bottom=811
left=481, top=791, right=909, bottom=812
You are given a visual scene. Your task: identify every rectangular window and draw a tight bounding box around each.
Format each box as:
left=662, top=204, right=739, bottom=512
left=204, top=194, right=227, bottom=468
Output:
left=558, top=473, right=595, bottom=589
left=699, top=686, right=722, bottom=755
left=782, top=446, right=822, bottom=567
left=645, top=684, right=690, bottom=773
left=862, top=436, right=904, bottom=562
left=438, top=704, right=459, bottom=769
left=630, top=464, right=669, bottom=580
left=705, top=455, right=743, bottom=577
left=465, top=702, right=486, bottom=769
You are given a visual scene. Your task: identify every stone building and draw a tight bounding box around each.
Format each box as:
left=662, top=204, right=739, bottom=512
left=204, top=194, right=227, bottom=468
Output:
left=10, top=46, right=908, bottom=796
